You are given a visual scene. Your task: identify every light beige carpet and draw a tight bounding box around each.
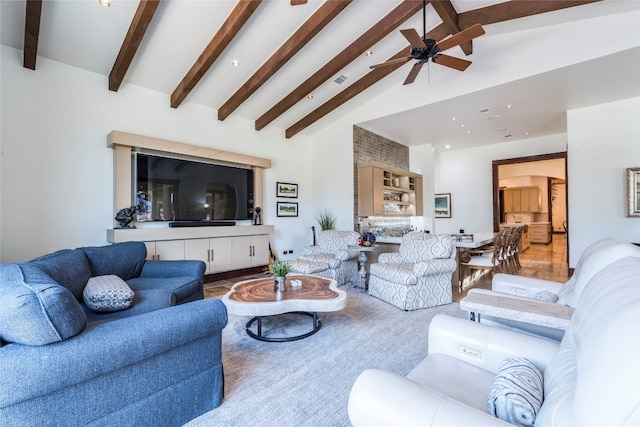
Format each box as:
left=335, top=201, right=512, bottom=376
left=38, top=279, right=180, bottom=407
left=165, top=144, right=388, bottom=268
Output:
left=184, top=285, right=466, bottom=427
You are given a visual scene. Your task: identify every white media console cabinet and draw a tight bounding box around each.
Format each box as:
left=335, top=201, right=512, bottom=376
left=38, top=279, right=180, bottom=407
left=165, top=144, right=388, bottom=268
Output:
left=107, top=225, right=274, bottom=275
left=107, top=131, right=274, bottom=277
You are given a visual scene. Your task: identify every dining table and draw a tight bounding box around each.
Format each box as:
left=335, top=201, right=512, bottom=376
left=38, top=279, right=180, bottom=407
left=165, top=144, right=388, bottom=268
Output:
left=450, top=232, right=496, bottom=289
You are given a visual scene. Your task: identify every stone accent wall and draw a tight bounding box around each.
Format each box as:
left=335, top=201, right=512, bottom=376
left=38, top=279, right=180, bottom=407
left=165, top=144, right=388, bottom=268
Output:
left=353, top=125, right=409, bottom=219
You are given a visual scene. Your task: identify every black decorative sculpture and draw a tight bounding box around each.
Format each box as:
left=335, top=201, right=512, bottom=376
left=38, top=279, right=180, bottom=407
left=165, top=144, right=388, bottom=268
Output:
left=254, top=207, right=262, bottom=225
left=115, top=206, right=138, bottom=228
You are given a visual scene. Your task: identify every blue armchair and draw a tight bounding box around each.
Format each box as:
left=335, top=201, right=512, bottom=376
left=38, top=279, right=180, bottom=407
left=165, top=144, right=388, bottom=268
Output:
left=0, top=242, right=227, bottom=426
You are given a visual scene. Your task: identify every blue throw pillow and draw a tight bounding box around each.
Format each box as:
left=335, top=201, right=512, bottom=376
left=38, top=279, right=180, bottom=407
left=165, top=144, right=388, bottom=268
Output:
left=0, top=264, right=87, bottom=345
left=80, top=242, right=146, bottom=280
left=487, top=357, right=544, bottom=427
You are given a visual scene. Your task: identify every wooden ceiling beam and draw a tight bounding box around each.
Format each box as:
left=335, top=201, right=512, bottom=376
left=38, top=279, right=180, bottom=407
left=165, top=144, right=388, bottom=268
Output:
left=108, top=0, right=160, bottom=92
left=430, top=0, right=472, bottom=55
left=109, top=0, right=160, bottom=92
left=171, top=0, right=262, bottom=108
left=457, top=0, right=602, bottom=29
left=255, top=0, right=424, bottom=131
left=285, top=0, right=603, bottom=138
left=286, top=24, right=449, bottom=139
left=218, top=0, right=351, bottom=122
left=23, top=0, right=42, bottom=70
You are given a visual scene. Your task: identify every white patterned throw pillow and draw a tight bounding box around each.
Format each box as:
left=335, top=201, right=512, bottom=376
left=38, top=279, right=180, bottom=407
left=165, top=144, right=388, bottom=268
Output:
left=534, top=290, right=559, bottom=303
left=487, top=357, right=544, bottom=427
left=83, top=275, right=135, bottom=312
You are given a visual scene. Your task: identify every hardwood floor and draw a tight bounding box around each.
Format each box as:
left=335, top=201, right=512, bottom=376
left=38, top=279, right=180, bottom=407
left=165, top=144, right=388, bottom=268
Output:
left=204, top=233, right=570, bottom=302
left=452, top=233, right=569, bottom=302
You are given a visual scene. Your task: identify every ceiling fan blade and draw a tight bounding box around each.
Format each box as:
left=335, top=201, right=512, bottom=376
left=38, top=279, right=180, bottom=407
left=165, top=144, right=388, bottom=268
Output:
left=435, top=23, right=485, bottom=52
left=433, top=54, right=472, bottom=71
left=403, top=62, right=423, bottom=85
left=400, top=28, right=427, bottom=49
left=291, top=0, right=307, bottom=5
left=369, top=57, right=412, bottom=70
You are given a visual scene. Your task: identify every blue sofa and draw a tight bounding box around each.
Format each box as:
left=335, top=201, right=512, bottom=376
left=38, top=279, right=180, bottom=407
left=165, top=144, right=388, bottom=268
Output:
left=0, top=242, right=228, bottom=426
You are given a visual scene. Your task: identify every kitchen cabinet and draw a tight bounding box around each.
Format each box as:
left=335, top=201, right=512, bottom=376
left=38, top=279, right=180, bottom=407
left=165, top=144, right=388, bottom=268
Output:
left=503, top=186, right=541, bottom=213
left=529, top=223, right=552, bottom=244
left=144, top=240, right=184, bottom=260
left=358, top=162, right=423, bottom=217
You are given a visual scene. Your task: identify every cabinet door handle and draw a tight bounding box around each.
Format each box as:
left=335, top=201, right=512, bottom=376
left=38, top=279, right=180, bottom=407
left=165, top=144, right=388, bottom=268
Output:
left=211, top=249, right=214, bottom=262
left=207, top=249, right=210, bottom=262
left=156, top=254, right=160, bottom=260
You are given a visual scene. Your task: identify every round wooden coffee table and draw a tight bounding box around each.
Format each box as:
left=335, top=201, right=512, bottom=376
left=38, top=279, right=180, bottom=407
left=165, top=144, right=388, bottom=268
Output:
left=222, top=275, right=346, bottom=342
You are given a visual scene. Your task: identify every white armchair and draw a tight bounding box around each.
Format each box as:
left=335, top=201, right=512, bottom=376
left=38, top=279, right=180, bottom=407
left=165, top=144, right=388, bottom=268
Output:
left=368, top=233, right=456, bottom=311
left=287, top=230, right=360, bottom=286
left=465, top=237, right=640, bottom=341
left=349, top=256, right=640, bottom=426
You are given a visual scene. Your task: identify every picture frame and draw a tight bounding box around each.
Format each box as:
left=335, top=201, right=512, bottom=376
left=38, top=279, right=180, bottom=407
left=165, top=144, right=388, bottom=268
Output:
left=626, top=167, right=640, bottom=218
left=277, top=202, right=298, bottom=217
left=276, top=182, right=298, bottom=198
left=434, top=193, right=452, bottom=218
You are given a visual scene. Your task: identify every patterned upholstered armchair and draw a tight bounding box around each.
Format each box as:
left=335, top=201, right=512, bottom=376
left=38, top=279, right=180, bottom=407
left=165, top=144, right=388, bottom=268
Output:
left=368, top=233, right=456, bottom=311
left=288, top=230, right=361, bottom=286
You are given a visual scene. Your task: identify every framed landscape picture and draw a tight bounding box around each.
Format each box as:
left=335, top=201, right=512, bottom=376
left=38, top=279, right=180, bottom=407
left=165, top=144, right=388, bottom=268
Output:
left=626, top=167, right=640, bottom=217
left=434, top=193, right=451, bottom=218
left=277, top=202, right=298, bottom=217
left=276, top=182, right=298, bottom=198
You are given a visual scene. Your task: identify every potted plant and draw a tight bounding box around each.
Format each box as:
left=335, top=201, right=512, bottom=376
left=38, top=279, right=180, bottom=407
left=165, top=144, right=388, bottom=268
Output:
left=269, top=261, right=292, bottom=291
left=314, top=210, right=336, bottom=231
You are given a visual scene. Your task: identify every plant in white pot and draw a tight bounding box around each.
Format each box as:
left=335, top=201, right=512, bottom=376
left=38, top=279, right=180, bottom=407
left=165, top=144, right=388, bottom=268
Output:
left=269, top=261, right=292, bottom=291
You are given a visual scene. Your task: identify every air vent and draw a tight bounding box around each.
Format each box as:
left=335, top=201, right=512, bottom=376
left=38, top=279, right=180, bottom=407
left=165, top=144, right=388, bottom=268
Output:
left=479, top=107, right=490, bottom=113
left=334, top=74, right=348, bottom=85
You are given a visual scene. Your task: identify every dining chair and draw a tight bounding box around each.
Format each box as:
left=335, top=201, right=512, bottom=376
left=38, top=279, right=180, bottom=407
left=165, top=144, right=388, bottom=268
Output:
left=459, top=228, right=509, bottom=288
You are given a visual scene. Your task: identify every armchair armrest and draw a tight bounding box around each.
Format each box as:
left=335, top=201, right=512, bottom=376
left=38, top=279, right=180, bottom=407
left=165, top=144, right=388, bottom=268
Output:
left=492, top=273, right=563, bottom=298
left=0, top=299, right=227, bottom=408
left=378, top=252, right=403, bottom=263
left=413, top=258, right=457, bottom=276
left=140, top=260, right=206, bottom=283
left=334, top=248, right=359, bottom=261
left=348, top=369, right=512, bottom=427
left=427, top=315, right=558, bottom=374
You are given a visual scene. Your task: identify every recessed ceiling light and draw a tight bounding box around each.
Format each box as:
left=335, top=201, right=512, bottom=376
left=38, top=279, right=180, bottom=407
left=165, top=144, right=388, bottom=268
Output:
left=460, top=124, right=465, bottom=128
left=524, top=132, right=529, bottom=135
left=451, top=117, right=456, bottom=121
left=506, top=104, right=512, bottom=109
left=466, top=130, right=472, bottom=134
left=445, top=145, right=450, bottom=149
left=365, top=50, right=373, bottom=57
left=231, top=60, right=239, bottom=67
left=98, top=0, right=111, bottom=7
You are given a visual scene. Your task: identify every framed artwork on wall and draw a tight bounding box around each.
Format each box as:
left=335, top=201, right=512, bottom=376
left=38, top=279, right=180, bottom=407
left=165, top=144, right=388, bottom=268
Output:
left=277, top=202, right=298, bottom=217
left=277, top=182, right=298, bottom=198
left=434, top=193, right=451, bottom=218
left=626, top=167, right=640, bottom=217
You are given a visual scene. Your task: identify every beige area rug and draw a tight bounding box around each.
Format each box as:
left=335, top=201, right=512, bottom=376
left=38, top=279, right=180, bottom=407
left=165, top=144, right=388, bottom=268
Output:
left=184, top=285, right=467, bottom=427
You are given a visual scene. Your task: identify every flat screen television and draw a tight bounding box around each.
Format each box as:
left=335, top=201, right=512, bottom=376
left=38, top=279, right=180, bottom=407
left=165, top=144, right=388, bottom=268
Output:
left=134, top=152, right=254, bottom=223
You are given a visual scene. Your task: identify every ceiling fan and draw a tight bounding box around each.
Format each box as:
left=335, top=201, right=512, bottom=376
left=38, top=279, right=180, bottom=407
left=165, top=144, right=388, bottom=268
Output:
left=370, top=1, right=485, bottom=85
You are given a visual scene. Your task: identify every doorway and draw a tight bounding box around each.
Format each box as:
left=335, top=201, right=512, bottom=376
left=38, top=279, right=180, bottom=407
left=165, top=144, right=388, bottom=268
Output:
left=491, top=152, right=569, bottom=260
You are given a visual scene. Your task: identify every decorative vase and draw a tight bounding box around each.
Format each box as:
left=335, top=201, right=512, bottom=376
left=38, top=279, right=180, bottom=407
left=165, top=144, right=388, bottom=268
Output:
left=401, top=193, right=409, bottom=202
left=362, top=232, right=376, bottom=247
left=274, top=276, right=287, bottom=292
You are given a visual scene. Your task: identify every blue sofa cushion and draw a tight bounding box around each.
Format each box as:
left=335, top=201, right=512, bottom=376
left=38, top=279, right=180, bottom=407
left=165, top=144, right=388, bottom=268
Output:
left=28, top=249, right=91, bottom=301
left=83, top=289, right=176, bottom=322
left=80, top=241, right=146, bottom=280
left=127, top=276, right=201, bottom=302
left=0, top=264, right=87, bottom=345
left=83, top=275, right=135, bottom=313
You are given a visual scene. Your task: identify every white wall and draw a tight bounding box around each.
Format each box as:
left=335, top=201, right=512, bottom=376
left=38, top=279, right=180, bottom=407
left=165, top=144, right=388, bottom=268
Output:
left=567, top=97, right=640, bottom=264
left=0, top=46, right=313, bottom=262
left=432, top=134, right=567, bottom=235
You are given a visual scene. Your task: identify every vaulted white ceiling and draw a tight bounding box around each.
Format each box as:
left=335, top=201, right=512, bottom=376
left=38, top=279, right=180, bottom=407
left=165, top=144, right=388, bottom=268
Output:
left=1, top=0, right=638, bottom=149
